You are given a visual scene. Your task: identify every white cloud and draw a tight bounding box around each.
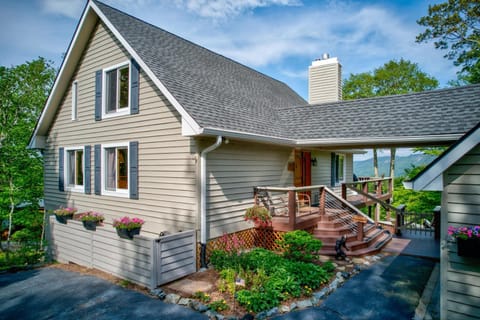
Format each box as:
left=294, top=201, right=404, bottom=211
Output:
left=172, top=0, right=301, bottom=18
left=41, top=0, right=85, bottom=19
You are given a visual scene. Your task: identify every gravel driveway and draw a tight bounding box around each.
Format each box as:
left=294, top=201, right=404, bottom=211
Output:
left=0, top=267, right=207, bottom=320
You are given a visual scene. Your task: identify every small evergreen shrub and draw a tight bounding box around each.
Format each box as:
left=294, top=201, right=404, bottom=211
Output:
left=277, top=230, right=322, bottom=262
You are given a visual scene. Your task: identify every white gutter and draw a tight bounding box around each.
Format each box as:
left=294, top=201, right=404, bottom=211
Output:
left=199, top=135, right=223, bottom=268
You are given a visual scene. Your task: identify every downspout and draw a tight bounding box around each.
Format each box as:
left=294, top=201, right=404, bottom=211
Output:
left=200, top=135, right=223, bottom=269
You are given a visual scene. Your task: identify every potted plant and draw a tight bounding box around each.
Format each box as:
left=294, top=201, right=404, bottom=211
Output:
left=113, top=216, right=145, bottom=239
left=53, top=207, right=77, bottom=224
left=448, top=225, right=480, bottom=258
left=78, top=211, right=104, bottom=230
left=244, top=205, right=272, bottom=228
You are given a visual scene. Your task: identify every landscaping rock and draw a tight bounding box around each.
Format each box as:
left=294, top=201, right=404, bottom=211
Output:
left=352, top=258, right=365, bottom=264
left=310, top=296, right=320, bottom=306
left=336, top=266, right=346, bottom=271
left=297, top=299, right=313, bottom=309
left=329, top=279, right=340, bottom=291
left=314, top=287, right=330, bottom=300
left=331, top=262, right=338, bottom=268
left=190, top=300, right=209, bottom=312
left=164, top=293, right=181, bottom=304
left=204, top=310, right=217, bottom=319
left=255, top=311, right=268, bottom=319
left=150, top=288, right=167, bottom=300
left=266, top=307, right=278, bottom=317
left=214, top=313, right=224, bottom=320
left=241, top=314, right=254, bottom=320
left=346, top=264, right=354, bottom=268
left=289, top=302, right=297, bottom=311
left=280, top=305, right=290, bottom=313
left=178, top=298, right=192, bottom=306
left=341, top=271, right=350, bottom=279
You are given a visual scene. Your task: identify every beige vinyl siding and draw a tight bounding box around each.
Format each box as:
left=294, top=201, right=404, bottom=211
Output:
left=311, top=151, right=331, bottom=186
left=308, top=61, right=342, bottom=104
left=443, top=144, right=480, bottom=320
left=44, top=21, right=197, bottom=235
left=206, top=141, right=293, bottom=239
left=345, top=153, right=353, bottom=183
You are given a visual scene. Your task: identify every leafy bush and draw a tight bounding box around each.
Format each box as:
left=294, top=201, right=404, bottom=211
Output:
left=284, top=260, right=330, bottom=288
left=240, top=248, right=282, bottom=273
left=208, top=299, right=229, bottom=312
left=236, top=288, right=281, bottom=313
left=322, top=260, right=336, bottom=273
left=277, top=230, right=322, bottom=262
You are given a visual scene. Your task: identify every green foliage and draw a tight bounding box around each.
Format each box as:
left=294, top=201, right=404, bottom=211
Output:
left=0, top=246, right=44, bottom=270
left=412, top=146, right=447, bottom=157
left=416, top=0, right=480, bottom=83
left=192, top=291, right=211, bottom=303
left=393, top=177, right=441, bottom=213
left=277, top=230, right=322, bottom=262
left=322, top=260, right=336, bottom=273
left=244, top=205, right=272, bottom=227
left=210, top=243, right=334, bottom=313
left=0, top=58, right=55, bottom=253
left=343, top=59, right=439, bottom=100
left=208, top=299, right=229, bottom=312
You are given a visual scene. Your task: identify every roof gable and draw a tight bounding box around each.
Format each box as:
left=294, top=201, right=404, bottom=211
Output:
left=404, top=123, right=480, bottom=191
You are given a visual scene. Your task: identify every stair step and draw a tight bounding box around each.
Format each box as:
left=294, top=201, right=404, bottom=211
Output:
left=318, top=229, right=393, bottom=257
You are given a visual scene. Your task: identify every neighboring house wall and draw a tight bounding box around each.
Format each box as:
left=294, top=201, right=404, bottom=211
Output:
left=442, top=144, right=480, bottom=319
left=206, top=141, right=293, bottom=239
left=44, top=21, right=197, bottom=235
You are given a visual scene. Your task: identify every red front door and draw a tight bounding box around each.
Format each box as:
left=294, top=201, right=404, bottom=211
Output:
left=294, top=150, right=311, bottom=187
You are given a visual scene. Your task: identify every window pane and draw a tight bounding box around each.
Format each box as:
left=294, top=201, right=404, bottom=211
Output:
left=117, top=148, right=128, bottom=189
left=106, top=70, right=117, bottom=113
left=119, top=67, right=129, bottom=109
left=76, top=150, right=83, bottom=186
left=67, top=151, right=75, bottom=186
left=105, top=148, right=116, bottom=190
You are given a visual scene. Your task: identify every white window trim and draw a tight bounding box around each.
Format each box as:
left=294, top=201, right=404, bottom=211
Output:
left=101, top=61, right=131, bottom=119
left=101, top=142, right=129, bottom=197
left=64, top=146, right=85, bottom=193
left=72, top=81, right=78, bottom=121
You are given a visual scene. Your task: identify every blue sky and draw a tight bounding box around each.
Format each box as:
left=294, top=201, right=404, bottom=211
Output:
left=1, top=0, right=452, bottom=160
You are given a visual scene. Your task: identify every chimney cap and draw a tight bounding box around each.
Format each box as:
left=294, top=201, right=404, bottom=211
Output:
left=322, top=53, right=330, bottom=60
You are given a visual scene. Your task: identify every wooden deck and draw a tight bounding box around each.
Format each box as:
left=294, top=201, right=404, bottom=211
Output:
left=271, top=208, right=321, bottom=232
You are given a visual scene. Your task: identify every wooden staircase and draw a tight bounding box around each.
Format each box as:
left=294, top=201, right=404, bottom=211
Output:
left=314, top=188, right=392, bottom=257
left=314, top=208, right=392, bottom=256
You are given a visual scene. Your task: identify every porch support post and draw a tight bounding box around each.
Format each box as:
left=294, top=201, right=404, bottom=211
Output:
left=341, top=183, right=347, bottom=200
left=319, top=187, right=325, bottom=215
left=433, top=206, right=441, bottom=240
left=288, top=189, right=296, bottom=229
left=363, top=182, right=368, bottom=203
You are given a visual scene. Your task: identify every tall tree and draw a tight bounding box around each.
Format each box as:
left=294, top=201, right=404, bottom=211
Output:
left=416, top=0, right=480, bottom=84
left=343, top=59, right=438, bottom=219
left=0, top=58, right=55, bottom=251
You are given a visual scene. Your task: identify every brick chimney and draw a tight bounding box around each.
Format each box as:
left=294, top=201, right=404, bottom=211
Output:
left=308, top=53, right=342, bottom=104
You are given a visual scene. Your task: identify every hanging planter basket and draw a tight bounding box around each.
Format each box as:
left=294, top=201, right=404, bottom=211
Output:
left=457, top=238, right=480, bottom=258
left=82, top=220, right=100, bottom=231
left=55, top=214, right=73, bottom=224
left=116, top=227, right=141, bottom=239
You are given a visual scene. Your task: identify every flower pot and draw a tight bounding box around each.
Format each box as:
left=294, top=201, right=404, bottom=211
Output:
left=82, top=220, right=100, bottom=231
left=457, top=238, right=480, bottom=258
left=116, top=227, right=141, bottom=239
left=55, top=214, right=73, bottom=224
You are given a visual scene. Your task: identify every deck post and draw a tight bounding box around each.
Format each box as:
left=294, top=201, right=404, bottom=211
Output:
left=362, top=182, right=368, bottom=203
left=433, top=206, right=441, bottom=240
left=288, top=190, right=296, bottom=229
left=357, top=221, right=364, bottom=241
left=341, top=183, right=347, bottom=200
left=396, top=204, right=406, bottom=236
left=319, top=187, right=325, bottom=215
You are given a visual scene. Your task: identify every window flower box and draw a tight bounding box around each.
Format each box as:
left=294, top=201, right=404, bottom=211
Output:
left=113, top=216, right=144, bottom=239
left=78, top=211, right=104, bottom=231
left=448, top=225, right=480, bottom=258
left=53, top=207, right=77, bottom=224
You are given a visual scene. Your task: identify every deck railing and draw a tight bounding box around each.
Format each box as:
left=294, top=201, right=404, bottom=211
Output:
left=253, top=185, right=372, bottom=232
left=342, top=177, right=393, bottom=205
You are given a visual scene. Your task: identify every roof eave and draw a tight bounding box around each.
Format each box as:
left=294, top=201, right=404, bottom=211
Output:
left=404, top=125, right=480, bottom=191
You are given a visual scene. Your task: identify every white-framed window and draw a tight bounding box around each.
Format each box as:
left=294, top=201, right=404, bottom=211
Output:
left=65, top=146, right=84, bottom=192
left=102, top=61, right=130, bottom=118
left=72, top=81, right=78, bottom=120
left=101, top=142, right=129, bottom=197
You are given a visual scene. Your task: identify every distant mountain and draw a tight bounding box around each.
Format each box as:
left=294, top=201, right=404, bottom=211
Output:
left=354, top=154, right=436, bottom=178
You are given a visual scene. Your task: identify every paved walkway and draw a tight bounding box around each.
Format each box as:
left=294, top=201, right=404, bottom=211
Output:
left=383, top=231, right=440, bottom=260
left=0, top=267, right=207, bottom=320
left=273, top=255, right=435, bottom=320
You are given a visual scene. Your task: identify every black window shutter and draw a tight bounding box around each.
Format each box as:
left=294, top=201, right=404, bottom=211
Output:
left=59, top=147, right=64, bottom=192
left=95, top=70, right=102, bottom=121
left=331, top=153, right=336, bottom=187
left=130, top=59, right=139, bottom=115
left=129, top=141, right=139, bottom=199
left=94, top=144, right=101, bottom=195
left=84, top=145, right=91, bottom=194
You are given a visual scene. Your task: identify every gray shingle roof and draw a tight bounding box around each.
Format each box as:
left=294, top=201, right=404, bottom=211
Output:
left=95, top=1, right=480, bottom=144
left=280, top=85, right=480, bottom=140
left=94, top=1, right=305, bottom=138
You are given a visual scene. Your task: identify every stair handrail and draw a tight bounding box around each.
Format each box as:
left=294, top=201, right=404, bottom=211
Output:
left=324, top=187, right=374, bottom=224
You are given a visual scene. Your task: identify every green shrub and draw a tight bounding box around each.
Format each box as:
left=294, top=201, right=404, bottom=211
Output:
left=322, top=260, right=336, bottom=273
left=208, top=299, right=229, bottom=312
left=284, top=260, right=330, bottom=288
left=277, top=230, right=322, bottom=262
left=210, top=249, right=241, bottom=270
left=267, top=268, right=301, bottom=298
left=240, top=248, right=282, bottom=272
left=236, top=288, right=281, bottom=313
